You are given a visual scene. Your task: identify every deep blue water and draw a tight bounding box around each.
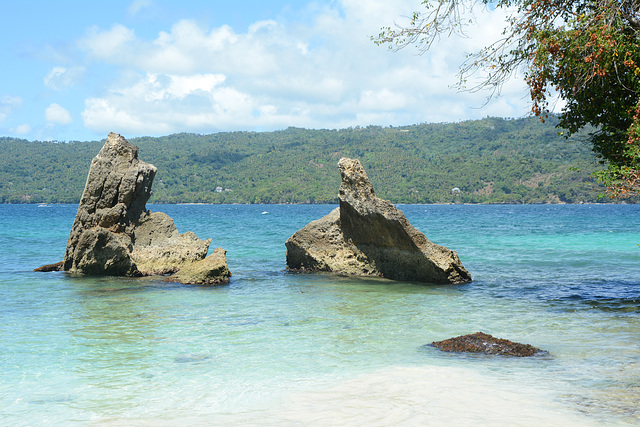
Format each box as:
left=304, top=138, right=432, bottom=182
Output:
left=0, top=203, right=638, bottom=425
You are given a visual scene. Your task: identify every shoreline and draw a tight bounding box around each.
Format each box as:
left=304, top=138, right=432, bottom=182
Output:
left=95, top=365, right=606, bottom=426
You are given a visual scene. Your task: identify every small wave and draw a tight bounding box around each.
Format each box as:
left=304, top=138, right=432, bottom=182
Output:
left=29, top=394, right=74, bottom=405
left=556, top=296, right=640, bottom=313
left=477, top=278, right=640, bottom=314
left=547, top=281, right=640, bottom=313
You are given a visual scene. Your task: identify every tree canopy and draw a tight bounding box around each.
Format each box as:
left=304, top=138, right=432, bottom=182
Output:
left=0, top=117, right=606, bottom=204
left=374, top=0, right=640, bottom=199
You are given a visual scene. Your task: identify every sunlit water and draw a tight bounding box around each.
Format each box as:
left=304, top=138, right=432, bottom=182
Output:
left=1, top=204, right=638, bottom=426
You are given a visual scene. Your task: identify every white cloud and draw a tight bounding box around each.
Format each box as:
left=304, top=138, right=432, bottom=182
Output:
left=0, top=95, right=22, bottom=122
left=13, top=124, right=31, bottom=134
left=45, top=103, right=73, bottom=125
left=128, top=0, right=152, bottom=17
left=44, top=66, right=85, bottom=90
left=82, top=73, right=254, bottom=134
left=77, top=0, right=531, bottom=136
left=79, top=24, right=136, bottom=60
left=359, top=89, right=407, bottom=111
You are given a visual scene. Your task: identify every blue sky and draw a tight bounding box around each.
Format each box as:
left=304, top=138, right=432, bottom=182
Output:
left=0, top=0, right=531, bottom=142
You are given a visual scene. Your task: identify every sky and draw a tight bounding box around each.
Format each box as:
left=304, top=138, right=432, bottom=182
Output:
left=0, top=0, right=533, bottom=142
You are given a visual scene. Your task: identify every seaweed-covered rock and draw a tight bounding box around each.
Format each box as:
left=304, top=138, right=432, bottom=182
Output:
left=431, top=332, right=545, bottom=357
left=285, top=158, right=471, bottom=284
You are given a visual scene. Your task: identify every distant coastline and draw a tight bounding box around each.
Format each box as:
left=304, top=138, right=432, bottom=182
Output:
left=0, top=116, right=614, bottom=204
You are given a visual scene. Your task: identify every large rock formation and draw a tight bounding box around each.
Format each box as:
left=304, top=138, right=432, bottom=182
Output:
left=285, top=158, right=471, bottom=284
left=61, top=132, right=230, bottom=284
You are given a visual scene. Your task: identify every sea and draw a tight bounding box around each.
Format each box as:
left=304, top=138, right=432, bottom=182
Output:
left=0, top=203, right=638, bottom=426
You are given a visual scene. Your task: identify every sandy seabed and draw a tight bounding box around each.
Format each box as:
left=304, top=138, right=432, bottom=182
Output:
left=97, top=365, right=605, bottom=426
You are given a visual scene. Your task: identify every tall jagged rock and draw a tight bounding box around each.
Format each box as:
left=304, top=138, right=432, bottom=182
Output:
left=62, top=132, right=230, bottom=284
left=285, top=158, right=471, bottom=284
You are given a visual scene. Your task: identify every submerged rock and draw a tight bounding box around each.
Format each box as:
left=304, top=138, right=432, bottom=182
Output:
left=33, top=261, right=63, bottom=272
left=285, top=158, right=471, bottom=284
left=54, top=132, right=229, bottom=284
left=174, top=354, right=212, bottom=363
left=431, top=332, right=545, bottom=357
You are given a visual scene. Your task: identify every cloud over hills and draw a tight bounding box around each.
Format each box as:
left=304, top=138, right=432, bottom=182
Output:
left=1, top=0, right=532, bottom=141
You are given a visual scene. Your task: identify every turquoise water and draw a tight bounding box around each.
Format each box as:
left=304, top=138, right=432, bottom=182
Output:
left=1, top=204, right=639, bottom=426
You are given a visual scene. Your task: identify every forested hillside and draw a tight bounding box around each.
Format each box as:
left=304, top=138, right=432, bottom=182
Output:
left=0, top=116, right=609, bottom=204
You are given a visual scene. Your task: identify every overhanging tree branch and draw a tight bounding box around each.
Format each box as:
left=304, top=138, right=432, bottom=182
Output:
left=373, top=0, right=640, bottom=198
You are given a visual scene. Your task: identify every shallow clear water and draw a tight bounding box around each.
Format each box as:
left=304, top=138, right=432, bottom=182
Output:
left=0, top=204, right=638, bottom=426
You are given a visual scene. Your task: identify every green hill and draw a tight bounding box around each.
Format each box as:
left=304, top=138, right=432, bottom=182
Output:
left=0, top=116, right=609, bottom=204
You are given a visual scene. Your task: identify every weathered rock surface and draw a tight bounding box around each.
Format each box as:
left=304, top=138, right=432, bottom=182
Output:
left=285, top=158, right=471, bottom=284
left=59, top=132, right=229, bottom=283
left=129, top=211, right=211, bottom=275
left=431, top=332, right=546, bottom=357
left=166, top=248, right=231, bottom=285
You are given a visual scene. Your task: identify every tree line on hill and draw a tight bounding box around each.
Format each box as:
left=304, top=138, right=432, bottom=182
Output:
left=0, top=116, right=611, bottom=204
